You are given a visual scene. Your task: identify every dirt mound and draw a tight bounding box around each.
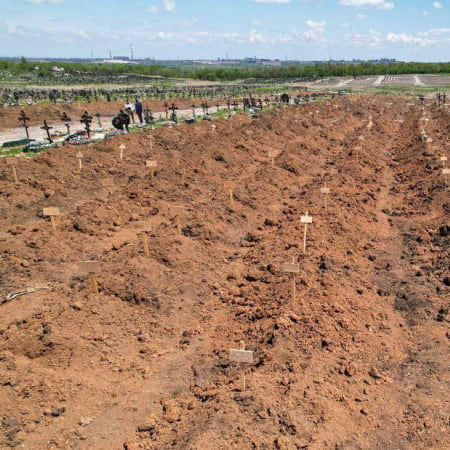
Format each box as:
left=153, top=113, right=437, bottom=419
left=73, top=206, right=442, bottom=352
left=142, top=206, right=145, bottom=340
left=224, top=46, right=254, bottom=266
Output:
left=0, top=95, right=448, bottom=449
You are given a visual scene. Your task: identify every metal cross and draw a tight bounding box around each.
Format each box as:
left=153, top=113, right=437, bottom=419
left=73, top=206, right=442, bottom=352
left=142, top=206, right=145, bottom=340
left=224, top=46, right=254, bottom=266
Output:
left=61, top=112, right=72, bottom=134
left=94, top=112, right=102, bottom=128
left=41, top=120, right=54, bottom=143
left=80, top=111, right=93, bottom=138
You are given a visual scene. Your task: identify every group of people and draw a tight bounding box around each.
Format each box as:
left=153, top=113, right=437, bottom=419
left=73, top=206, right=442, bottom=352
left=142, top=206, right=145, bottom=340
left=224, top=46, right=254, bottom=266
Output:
left=112, top=98, right=144, bottom=132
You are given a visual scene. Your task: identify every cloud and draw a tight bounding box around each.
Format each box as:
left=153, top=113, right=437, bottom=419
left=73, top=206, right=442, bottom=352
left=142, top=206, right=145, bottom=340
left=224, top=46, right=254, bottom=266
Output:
left=301, top=20, right=326, bottom=41
left=346, top=29, right=382, bottom=46
left=386, top=32, right=435, bottom=46
left=433, top=1, right=443, bottom=8
left=339, top=0, right=394, bottom=10
left=163, top=0, right=176, bottom=12
left=356, top=13, right=368, bottom=18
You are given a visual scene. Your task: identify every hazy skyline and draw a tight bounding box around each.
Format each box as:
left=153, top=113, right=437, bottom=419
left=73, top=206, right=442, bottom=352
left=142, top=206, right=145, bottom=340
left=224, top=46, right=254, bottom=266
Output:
left=1, top=0, right=449, bottom=61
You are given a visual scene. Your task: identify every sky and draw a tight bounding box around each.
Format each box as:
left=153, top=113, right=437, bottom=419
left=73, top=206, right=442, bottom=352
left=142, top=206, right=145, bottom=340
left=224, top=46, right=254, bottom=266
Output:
left=0, top=0, right=449, bottom=61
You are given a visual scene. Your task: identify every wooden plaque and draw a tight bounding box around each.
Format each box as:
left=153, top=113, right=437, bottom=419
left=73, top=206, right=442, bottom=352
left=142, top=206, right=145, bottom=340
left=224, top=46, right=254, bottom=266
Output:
left=330, top=168, right=338, bottom=175
left=5, top=157, right=17, bottom=166
left=282, top=263, right=300, bottom=274
left=443, top=168, right=450, bottom=175
left=268, top=149, right=282, bottom=158
left=79, top=261, right=100, bottom=274
left=146, top=160, right=158, bottom=168
left=76, top=152, right=83, bottom=158
left=43, top=207, right=60, bottom=217
left=440, top=156, right=448, bottom=162
left=301, top=215, right=313, bottom=224
left=426, top=138, right=433, bottom=144
left=230, top=349, right=254, bottom=364
left=139, top=221, right=152, bottom=232
left=101, top=178, right=114, bottom=187
left=224, top=181, right=237, bottom=190
left=320, top=187, right=331, bottom=194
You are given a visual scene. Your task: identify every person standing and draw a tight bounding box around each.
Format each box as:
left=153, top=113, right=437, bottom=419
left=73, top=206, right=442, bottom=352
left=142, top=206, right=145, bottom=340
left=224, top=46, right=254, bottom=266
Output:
left=125, top=99, right=135, bottom=124
left=135, top=98, right=143, bottom=125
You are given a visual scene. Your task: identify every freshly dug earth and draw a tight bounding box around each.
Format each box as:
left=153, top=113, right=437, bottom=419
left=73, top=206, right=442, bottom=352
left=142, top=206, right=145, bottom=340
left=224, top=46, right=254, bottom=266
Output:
left=0, top=95, right=449, bottom=449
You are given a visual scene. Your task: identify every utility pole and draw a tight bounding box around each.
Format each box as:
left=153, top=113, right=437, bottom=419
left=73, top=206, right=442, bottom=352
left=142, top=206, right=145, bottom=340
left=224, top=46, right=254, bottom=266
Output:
left=130, top=44, right=134, bottom=61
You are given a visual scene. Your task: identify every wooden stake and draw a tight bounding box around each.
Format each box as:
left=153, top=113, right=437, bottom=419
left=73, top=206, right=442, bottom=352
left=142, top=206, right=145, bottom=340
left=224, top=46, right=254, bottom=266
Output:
left=240, top=341, right=246, bottom=391
left=50, top=216, right=56, bottom=231
left=5, top=158, right=18, bottom=183
left=283, top=260, right=300, bottom=302
left=89, top=273, right=99, bottom=295
left=12, top=166, right=18, bottom=184
left=177, top=216, right=182, bottom=235
left=300, top=212, right=313, bottom=253
left=119, top=144, right=125, bottom=160
left=43, top=207, right=61, bottom=231
left=141, top=232, right=150, bottom=258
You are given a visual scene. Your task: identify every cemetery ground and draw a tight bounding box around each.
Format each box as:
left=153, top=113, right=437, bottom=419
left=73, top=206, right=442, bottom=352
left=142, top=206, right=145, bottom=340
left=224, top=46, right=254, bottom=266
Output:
left=0, top=94, right=449, bottom=449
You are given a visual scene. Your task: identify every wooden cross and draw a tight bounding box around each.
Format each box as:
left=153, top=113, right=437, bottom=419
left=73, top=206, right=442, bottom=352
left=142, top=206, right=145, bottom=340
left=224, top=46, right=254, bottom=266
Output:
left=76, top=152, right=83, bottom=171
left=119, top=144, right=126, bottom=160
left=5, top=157, right=19, bottom=183
left=146, top=159, right=158, bottom=177
left=300, top=211, right=313, bottom=253
left=230, top=341, right=254, bottom=391
left=61, top=112, right=72, bottom=134
left=79, top=261, right=100, bottom=295
left=18, top=111, right=30, bottom=139
left=320, top=183, right=331, bottom=211
left=42, top=207, right=60, bottom=231
left=283, top=258, right=300, bottom=302
left=80, top=112, right=93, bottom=138
left=40, top=120, right=54, bottom=143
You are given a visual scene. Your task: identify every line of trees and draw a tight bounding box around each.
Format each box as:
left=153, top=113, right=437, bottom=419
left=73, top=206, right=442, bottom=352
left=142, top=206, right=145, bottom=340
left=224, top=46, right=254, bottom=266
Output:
left=1, top=59, right=450, bottom=82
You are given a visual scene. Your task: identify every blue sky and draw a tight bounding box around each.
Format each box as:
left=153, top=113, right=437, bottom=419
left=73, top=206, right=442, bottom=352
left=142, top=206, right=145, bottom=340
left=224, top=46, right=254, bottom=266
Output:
left=0, top=0, right=449, bottom=61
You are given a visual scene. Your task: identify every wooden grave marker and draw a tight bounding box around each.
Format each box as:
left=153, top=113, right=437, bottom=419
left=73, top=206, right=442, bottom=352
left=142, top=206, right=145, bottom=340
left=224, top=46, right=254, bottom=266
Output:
left=320, top=184, right=331, bottom=210
left=283, top=258, right=300, bottom=302
left=172, top=206, right=185, bottom=235
left=268, top=149, right=282, bottom=168
left=440, top=156, right=447, bottom=168
left=224, top=181, right=237, bottom=207
left=138, top=221, right=152, bottom=258
left=146, top=159, right=158, bottom=177
left=42, top=207, right=61, bottom=231
left=5, top=157, right=19, bottom=183
left=79, top=261, right=100, bottom=295
left=119, top=144, right=126, bottom=160
left=230, top=341, right=254, bottom=391
left=211, top=124, right=217, bottom=134
left=300, top=211, right=313, bottom=253
left=76, top=152, right=84, bottom=171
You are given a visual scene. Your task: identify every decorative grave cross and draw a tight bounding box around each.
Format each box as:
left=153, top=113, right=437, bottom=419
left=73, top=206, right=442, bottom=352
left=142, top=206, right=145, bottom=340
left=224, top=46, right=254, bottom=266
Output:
left=320, top=183, right=331, bottom=210
left=61, top=112, right=72, bottom=134
left=5, top=157, right=19, bottom=183
left=229, top=341, right=254, bottom=391
left=79, top=261, right=100, bottom=295
left=283, top=258, right=300, bottom=302
left=119, top=144, right=126, bottom=160
left=138, top=221, right=152, bottom=258
left=146, top=159, right=158, bottom=177
left=42, top=207, right=60, bottom=231
left=224, top=181, right=237, bottom=207
left=80, top=112, right=93, bottom=138
left=76, top=152, right=83, bottom=171
left=300, top=211, right=313, bottom=253
left=40, top=120, right=54, bottom=143
left=18, top=111, right=30, bottom=139
left=94, top=113, right=102, bottom=129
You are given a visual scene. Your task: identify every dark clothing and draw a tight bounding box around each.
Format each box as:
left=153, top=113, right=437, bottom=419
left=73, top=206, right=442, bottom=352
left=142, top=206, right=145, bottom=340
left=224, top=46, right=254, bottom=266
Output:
left=112, top=115, right=124, bottom=130
left=135, top=102, right=143, bottom=123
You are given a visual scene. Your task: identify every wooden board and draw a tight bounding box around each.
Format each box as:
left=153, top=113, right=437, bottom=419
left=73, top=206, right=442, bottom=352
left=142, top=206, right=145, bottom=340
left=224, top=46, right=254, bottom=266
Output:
left=330, top=168, right=338, bottom=175
left=119, top=144, right=126, bottom=150
left=79, top=261, right=100, bottom=274
left=139, top=221, right=152, bottom=232
left=76, top=152, right=83, bottom=158
left=320, top=187, right=331, bottom=194
left=300, top=215, right=313, bottom=224
left=224, top=181, right=237, bottom=190
left=230, top=349, right=254, bottom=364
left=443, top=168, right=450, bottom=175
left=5, top=157, right=17, bottom=166
left=268, top=149, right=282, bottom=158
left=146, top=160, right=158, bottom=168
left=43, top=207, right=60, bottom=217
left=440, top=156, right=448, bottom=162
left=282, top=263, right=300, bottom=274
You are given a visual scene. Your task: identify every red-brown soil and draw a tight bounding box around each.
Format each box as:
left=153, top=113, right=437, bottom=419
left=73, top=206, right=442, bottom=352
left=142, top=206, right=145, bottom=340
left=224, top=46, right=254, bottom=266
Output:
left=0, top=95, right=449, bottom=449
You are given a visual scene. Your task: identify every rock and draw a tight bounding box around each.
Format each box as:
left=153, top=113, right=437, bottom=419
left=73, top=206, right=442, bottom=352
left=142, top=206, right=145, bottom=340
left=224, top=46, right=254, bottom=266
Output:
left=360, top=408, right=369, bottom=416
left=73, top=220, right=87, bottom=232
left=438, top=225, right=448, bottom=237
left=46, top=407, right=65, bottom=417
left=70, top=302, right=83, bottom=311
left=443, top=277, right=450, bottom=287
left=344, top=363, right=357, bottom=377
left=78, top=417, right=92, bottom=427
left=288, top=313, right=301, bottom=323
left=1, top=417, right=18, bottom=428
